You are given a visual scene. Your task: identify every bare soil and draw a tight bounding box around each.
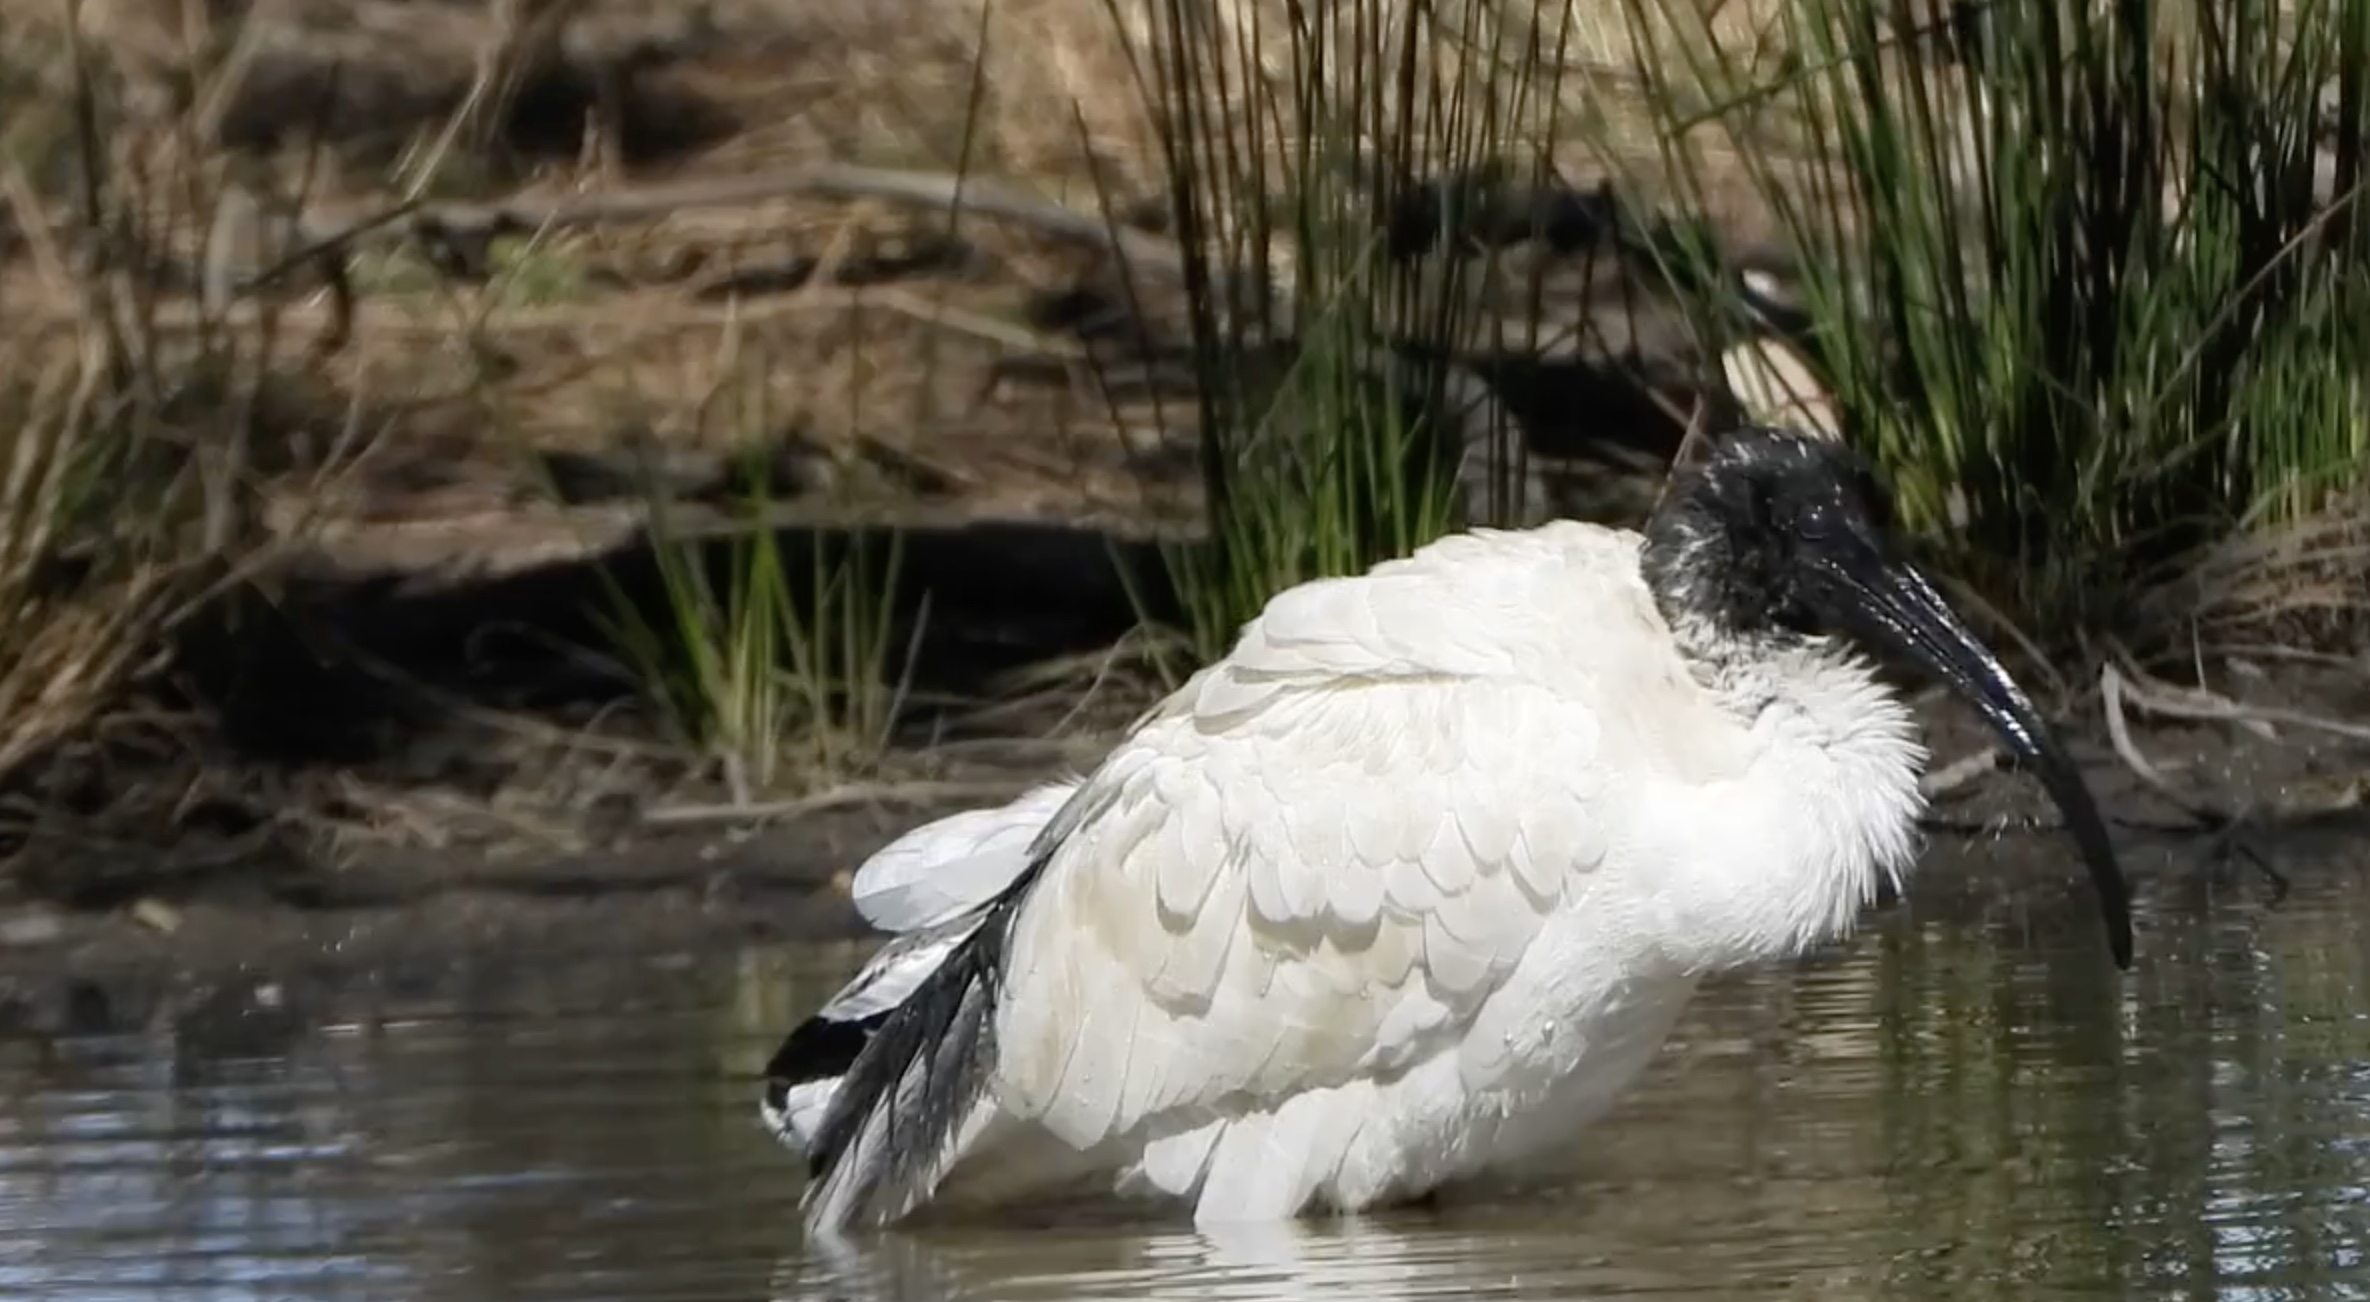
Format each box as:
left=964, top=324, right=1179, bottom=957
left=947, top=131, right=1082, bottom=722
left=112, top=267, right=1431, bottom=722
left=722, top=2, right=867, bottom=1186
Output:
left=8, top=0, right=1771, bottom=588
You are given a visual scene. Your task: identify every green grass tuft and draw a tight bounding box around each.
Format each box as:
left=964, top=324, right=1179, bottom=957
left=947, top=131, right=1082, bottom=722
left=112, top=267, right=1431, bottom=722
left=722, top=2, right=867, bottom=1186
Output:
left=594, top=476, right=919, bottom=805
left=1613, top=0, right=2370, bottom=643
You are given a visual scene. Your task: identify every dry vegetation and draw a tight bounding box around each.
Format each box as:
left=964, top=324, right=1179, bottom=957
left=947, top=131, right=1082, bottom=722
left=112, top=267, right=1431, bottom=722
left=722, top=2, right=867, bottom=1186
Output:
left=0, top=0, right=2362, bottom=893
left=0, top=0, right=1735, bottom=851
left=4, top=1, right=1712, bottom=561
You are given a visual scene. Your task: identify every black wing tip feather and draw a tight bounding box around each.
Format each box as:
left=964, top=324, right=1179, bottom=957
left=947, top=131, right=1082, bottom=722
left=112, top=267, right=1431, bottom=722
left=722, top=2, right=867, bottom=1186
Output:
left=803, top=864, right=1042, bottom=1216
left=761, top=1012, right=882, bottom=1114
left=804, top=935, right=994, bottom=1187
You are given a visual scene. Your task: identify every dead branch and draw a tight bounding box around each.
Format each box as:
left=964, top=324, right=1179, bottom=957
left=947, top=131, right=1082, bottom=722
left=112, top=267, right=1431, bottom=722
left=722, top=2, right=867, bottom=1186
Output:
left=641, top=779, right=1038, bottom=828
left=2108, top=645, right=2370, bottom=744
left=1919, top=746, right=1999, bottom=800
left=2099, top=663, right=2230, bottom=826
left=233, top=164, right=1193, bottom=303
left=2100, top=661, right=2292, bottom=897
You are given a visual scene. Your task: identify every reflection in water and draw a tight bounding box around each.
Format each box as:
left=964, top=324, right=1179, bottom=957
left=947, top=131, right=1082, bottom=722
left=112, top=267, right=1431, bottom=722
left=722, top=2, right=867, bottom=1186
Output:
left=0, top=838, right=2364, bottom=1301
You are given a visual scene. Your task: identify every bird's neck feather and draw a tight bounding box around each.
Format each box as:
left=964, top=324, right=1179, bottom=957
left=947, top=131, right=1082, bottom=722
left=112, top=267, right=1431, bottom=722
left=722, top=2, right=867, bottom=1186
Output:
left=1662, top=631, right=1930, bottom=968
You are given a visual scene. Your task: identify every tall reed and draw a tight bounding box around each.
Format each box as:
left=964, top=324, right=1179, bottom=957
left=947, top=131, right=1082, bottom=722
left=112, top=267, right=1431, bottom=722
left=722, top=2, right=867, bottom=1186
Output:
left=1616, top=0, right=2370, bottom=638
left=1113, top=0, right=1574, bottom=667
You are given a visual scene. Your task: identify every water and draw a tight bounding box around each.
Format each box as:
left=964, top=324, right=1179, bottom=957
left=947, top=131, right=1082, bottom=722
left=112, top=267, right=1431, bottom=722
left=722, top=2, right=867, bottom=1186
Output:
left=2, top=838, right=2368, bottom=1302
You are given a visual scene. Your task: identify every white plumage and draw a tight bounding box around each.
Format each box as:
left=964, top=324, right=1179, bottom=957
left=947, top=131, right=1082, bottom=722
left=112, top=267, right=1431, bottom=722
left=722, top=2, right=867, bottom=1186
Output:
left=764, top=427, right=2131, bottom=1236
left=763, top=780, right=1082, bottom=1149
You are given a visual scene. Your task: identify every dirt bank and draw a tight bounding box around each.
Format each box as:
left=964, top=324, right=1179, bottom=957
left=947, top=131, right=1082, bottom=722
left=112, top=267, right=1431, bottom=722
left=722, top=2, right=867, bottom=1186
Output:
left=0, top=790, right=961, bottom=1020
left=4, top=655, right=2364, bottom=1009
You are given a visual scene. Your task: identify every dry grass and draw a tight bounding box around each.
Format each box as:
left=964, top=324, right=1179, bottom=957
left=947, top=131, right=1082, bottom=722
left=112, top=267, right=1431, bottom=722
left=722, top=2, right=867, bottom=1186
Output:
left=0, top=258, right=356, bottom=808
left=3, top=0, right=1234, bottom=523
left=2143, top=494, right=2370, bottom=652
left=0, top=345, right=192, bottom=784
left=4, top=0, right=2355, bottom=867
left=1, top=0, right=1795, bottom=593
left=0, top=0, right=1266, bottom=847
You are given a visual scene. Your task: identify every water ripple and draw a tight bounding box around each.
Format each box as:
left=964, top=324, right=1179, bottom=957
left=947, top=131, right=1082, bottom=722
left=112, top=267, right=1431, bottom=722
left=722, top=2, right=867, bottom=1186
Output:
left=0, top=845, right=2365, bottom=1301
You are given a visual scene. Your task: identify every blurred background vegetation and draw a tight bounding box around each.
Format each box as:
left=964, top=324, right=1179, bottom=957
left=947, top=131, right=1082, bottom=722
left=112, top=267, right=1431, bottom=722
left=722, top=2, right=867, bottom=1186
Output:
left=0, top=0, right=2363, bottom=873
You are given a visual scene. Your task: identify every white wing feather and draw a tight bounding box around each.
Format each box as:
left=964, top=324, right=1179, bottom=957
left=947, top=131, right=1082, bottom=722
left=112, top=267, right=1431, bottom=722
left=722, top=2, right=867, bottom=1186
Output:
left=809, top=918, right=981, bottom=1024
left=849, top=781, right=1083, bottom=933
left=989, top=524, right=1691, bottom=1156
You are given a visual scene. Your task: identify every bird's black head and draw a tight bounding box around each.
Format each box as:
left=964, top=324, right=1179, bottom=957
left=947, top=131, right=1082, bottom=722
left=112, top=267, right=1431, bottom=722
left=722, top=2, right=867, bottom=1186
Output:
left=1641, top=425, right=1897, bottom=643
left=1642, top=425, right=2134, bottom=972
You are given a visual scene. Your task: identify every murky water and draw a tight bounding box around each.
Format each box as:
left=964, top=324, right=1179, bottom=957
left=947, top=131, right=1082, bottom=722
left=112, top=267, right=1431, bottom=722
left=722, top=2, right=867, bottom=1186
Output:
left=3, top=836, right=2368, bottom=1301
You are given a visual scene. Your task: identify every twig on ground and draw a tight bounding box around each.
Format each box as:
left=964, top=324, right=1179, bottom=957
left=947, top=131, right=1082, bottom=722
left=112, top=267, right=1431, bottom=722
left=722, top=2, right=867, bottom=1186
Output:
left=1650, top=395, right=1715, bottom=516
left=227, top=165, right=1196, bottom=316
left=2101, top=664, right=2209, bottom=816
left=2109, top=646, right=2370, bottom=744
left=339, top=640, right=685, bottom=759
left=1916, top=809, right=2064, bottom=836
left=2207, top=643, right=2370, bottom=672
left=640, top=779, right=1035, bottom=827
left=2101, top=662, right=2288, bottom=901
left=1919, top=746, right=2000, bottom=799
left=1950, top=578, right=2067, bottom=700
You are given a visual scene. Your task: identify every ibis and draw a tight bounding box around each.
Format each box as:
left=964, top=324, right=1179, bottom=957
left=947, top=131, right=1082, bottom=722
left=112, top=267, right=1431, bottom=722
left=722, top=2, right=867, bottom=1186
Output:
left=760, top=424, right=2133, bottom=1236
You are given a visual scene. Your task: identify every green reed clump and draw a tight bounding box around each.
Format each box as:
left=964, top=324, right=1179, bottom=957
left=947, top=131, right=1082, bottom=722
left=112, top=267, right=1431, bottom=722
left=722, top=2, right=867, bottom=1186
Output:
left=595, top=471, right=918, bottom=805
left=1109, top=0, right=1570, bottom=671
left=1617, top=0, right=2370, bottom=639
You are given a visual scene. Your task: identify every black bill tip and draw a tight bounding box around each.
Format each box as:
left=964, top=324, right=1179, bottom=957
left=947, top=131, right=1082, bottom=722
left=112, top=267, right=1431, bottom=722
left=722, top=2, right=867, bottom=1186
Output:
left=1817, top=557, right=2136, bottom=970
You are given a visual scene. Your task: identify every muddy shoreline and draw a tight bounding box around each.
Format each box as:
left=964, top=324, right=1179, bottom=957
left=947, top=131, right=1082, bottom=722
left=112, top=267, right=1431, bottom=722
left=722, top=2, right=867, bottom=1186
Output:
left=11, top=475, right=2357, bottom=1007
left=4, top=657, right=2364, bottom=1011
left=0, top=793, right=937, bottom=992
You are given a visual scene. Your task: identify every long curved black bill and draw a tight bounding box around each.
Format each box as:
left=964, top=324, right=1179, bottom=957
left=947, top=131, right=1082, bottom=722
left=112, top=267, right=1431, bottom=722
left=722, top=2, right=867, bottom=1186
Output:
left=1818, top=556, right=2135, bottom=970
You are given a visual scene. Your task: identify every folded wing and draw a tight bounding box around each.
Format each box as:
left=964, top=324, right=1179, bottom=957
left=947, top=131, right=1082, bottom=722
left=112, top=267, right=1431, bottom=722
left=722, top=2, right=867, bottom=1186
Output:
left=850, top=780, right=1084, bottom=933
left=803, top=525, right=1676, bottom=1233
left=994, top=569, right=1615, bottom=1154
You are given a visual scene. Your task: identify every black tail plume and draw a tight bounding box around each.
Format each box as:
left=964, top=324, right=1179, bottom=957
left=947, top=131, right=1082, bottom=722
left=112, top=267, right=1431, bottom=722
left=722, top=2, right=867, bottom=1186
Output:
left=761, top=1011, right=882, bottom=1117
left=800, top=862, right=1039, bottom=1234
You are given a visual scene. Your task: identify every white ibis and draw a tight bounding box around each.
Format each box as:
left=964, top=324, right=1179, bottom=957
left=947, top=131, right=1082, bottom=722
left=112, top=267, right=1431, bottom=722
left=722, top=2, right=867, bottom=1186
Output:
left=761, top=424, right=2134, bottom=1236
